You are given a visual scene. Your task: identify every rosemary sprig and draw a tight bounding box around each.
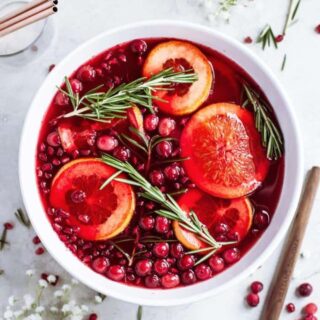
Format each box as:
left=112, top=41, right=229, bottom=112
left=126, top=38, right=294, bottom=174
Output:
left=257, top=25, right=278, bottom=50
left=0, top=227, right=8, bottom=251
left=60, top=68, right=198, bottom=122
left=137, top=305, right=143, bottom=320
left=15, top=208, right=31, bottom=228
left=281, top=54, right=287, bottom=71
left=101, top=154, right=230, bottom=265
left=283, top=0, right=301, bottom=34
left=96, top=292, right=107, bottom=302
left=242, top=84, right=284, bottom=160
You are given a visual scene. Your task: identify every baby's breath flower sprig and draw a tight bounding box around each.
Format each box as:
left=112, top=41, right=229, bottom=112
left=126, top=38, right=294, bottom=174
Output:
left=242, top=84, right=284, bottom=160
left=59, top=68, right=198, bottom=123
left=101, top=154, right=235, bottom=265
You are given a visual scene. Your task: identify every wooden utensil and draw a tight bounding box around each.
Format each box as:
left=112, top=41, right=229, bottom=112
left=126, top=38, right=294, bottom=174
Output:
left=260, top=166, right=320, bottom=320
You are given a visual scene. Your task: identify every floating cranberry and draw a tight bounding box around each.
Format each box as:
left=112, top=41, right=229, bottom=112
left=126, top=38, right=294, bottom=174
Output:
left=177, top=255, right=195, bottom=270
left=155, top=216, right=169, bottom=234
left=144, top=114, right=159, bottom=132
left=253, top=210, right=270, bottom=230
left=71, top=190, right=86, bottom=203
left=35, top=247, right=45, bottom=255
left=88, top=313, right=98, bottom=320
left=316, top=25, right=320, bottom=34
left=158, top=118, right=176, bottom=137
left=149, top=170, right=165, bottom=186
left=181, top=270, right=197, bottom=285
left=250, top=281, right=264, bottom=293
left=135, top=259, right=153, bottom=277
left=170, top=243, right=184, bottom=258
left=69, top=79, right=83, bottom=93
left=246, top=293, right=259, bottom=307
left=244, top=36, right=253, bottom=44
left=304, top=303, right=318, bottom=315
left=139, top=215, right=155, bottom=231
left=305, top=315, right=318, bottom=320
left=161, top=274, right=180, bottom=288
left=213, top=223, right=229, bottom=236
left=46, top=131, right=60, bottom=147
left=107, top=265, right=125, bottom=281
left=286, top=302, right=295, bottom=313
left=154, top=259, right=170, bottom=276
left=275, top=34, right=284, bottom=42
left=130, top=39, right=147, bottom=55
left=195, top=264, right=212, bottom=280
left=92, top=257, right=110, bottom=274
left=77, top=65, right=96, bottom=82
left=298, top=283, right=313, bottom=297
left=97, top=135, right=118, bottom=152
left=156, top=141, right=172, bottom=158
left=145, top=274, right=160, bottom=288
left=55, top=92, right=69, bottom=106
left=153, top=242, right=169, bottom=258
left=113, top=146, right=131, bottom=161
left=208, top=255, right=225, bottom=273
left=4, top=222, right=14, bottom=230
left=164, top=165, right=180, bottom=181
left=32, top=236, right=41, bottom=245
left=223, top=248, right=240, bottom=264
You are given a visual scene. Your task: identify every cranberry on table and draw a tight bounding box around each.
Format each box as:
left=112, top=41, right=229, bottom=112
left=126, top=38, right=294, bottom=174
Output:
left=181, top=270, right=197, bottom=285
left=70, top=79, right=83, bottom=93
left=154, top=259, right=170, bottom=276
left=113, top=146, right=131, bottom=161
left=156, top=141, right=172, bottom=158
left=208, top=255, right=225, bottom=273
left=243, top=36, right=253, bottom=44
left=32, top=235, right=41, bottom=245
left=149, top=170, right=165, bottom=186
left=92, top=257, right=110, bottom=274
left=304, top=303, right=318, bottom=315
left=97, top=135, right=118, bottom=152
left=55, top=92, right=69, bottom=106
left=177, top=255, right=195, bottom=270
left=88, top=313, right=98, bottom=320
left=153, top=242, right=169, bottom=258
left=139, top=215, right=155, bottom=231
left=158, top=118, right=176, bottom=137
left=144, top=114, right=159, bottom=132
left=155, top=216, right=169, bottom=234
left=144, top=274, right=160, bottom=288
left=170, top=243, right=184, bottom=258
left=35, top=247, right=45, bottom=255
left=107, top=265, right=125, bottom=281
left=130, top=39, right=147, bottom=55
left=246, top=293, right=260, bottom=307
left=223, top=248, right=241, bottom=264
left=46, top=131, right=61, bottom=147
left=315, top=24, right=320, bottom=34
left=77, top=65, right=96, bottom=82
left=250, top=281, right=264, bottom=294
left=161, top=274, right=180, bottom=288
left=195, top=264, right=212, bottom=280
left=298, top=283, right=313, bottom=297
left=4, top=222, right=14, bottom=230
left=135, top=259, right=153, bottom=277
left=164, top=165, right=180, bottom=181
left=286, top=302, right=295, bottom=313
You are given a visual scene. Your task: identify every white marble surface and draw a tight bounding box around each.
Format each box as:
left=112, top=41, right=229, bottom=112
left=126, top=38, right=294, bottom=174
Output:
left=1, top=0, right=320, bottom=319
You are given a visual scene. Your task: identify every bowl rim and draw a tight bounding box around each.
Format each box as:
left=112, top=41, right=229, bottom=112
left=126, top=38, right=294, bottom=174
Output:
left=19, top=20, right=303, bottom=306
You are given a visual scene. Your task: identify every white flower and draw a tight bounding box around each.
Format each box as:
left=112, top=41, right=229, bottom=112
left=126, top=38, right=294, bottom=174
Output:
left=8, top=296, right=16, bottom=306
left=94, top=295, right=102, bottom=304
left=26, top=269, right=35, bottom=277
left=13, top=311, right=23, bottom=318
left=71, top=278, right=79, bottom=285
left=62, top=284, right=71, bottom=292
left=81, top=305, right=89, bottom=312
left=35, top=306, right=45, bottom=313
left=24, top=314, right=42, bottom=320
left=50, top=306, right=59, bottom=313
left=23, top=294, right=35, bottom=308
left=47, top=275, right=57, bottom=284
left=54, top=290, right=63, bottom=298
left=3, top=310, right=13, bottom=319
left=62, top=303, right=72, bottom=313
left=38, top=279, right=48, bottom=288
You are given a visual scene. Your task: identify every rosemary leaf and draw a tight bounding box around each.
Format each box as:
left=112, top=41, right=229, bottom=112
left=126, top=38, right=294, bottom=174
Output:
left=281, top=54, right=287, bottom=71
left=257, top=25, right=278, bottom=50
left=0, top=269, right=4, bottom=275
left=283, top=0, right=301, bottom=34
left=137, top=306, right=143, bottom=320
left=0, top=227, right=8, bottom=250
left=14, top=208, right=31, bottom=228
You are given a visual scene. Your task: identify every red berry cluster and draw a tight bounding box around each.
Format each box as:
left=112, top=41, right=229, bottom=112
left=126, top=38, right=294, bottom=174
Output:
left=246, top=281, right=264, bottom=307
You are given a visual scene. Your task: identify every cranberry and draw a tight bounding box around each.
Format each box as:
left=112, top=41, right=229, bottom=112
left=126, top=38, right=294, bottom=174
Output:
left=97, top=135, right=118, bottom=152
left=145, top=274, right=160, bottom=288
left=181, top=270, right=197, bottom=285
left=144, top=114, right=159, bottom=132
left=153, top=242, right=169, bottom=258
left=275, top=34, right=284, bottom=42
left=244, top=36, right=253, bottom=44
left=298, top=283, right=313, bottom=297
left=55, top=92, right=69, bottom=106
left=164, top=165, right=180, bottom=181
left=46, top=131, right=60, bottom=147
left=156, top=141, right=172, bottom=158
left=92, top=257, right=109, bottom=274
left=286, top=303, right=295, bottom=313
left=154, top=259, right=170, bottom=276
left=158, top=118, right=176, bottom=137
left=161, top=274, right=180, bottom=288
left=139, top=215, right=155, bottom=231
left=48, top=64, right=55, bottom=72
left=113, top=146, right=131, bottom=161
left=246, top=293, right=259, bottom=307
left=195, top=264, right=212, bottom=280
left=304, top=303, right=318, bottom=315
left=223, top=248, right=240, bottom=264
left=177, top=255, right=195, bottom=270
left=35, top=247, right=45, bottom=255
left=316, top=25, right=320, bottom=33
left=4, top=222, right=14, bottom=230
left=135, top=259, right=153, bottom=277
left=32, top=236, right=41, bottom=245
left=130, top=39, right=147, bottom=55
left=71, top=190, right=86, bottom=203
left=213, top=223, right=229, bottom=236
left=253, top=210, right=270, bottom=230
left=208, top=255, right=225, bottom=273
left=305, top=316, right=318, bottom=320
left=107, top=265, right=125, bottom=281
left=170, top=243, right=184, bottom=258
left=155, top=216, right=169, bottom=234
left=250, top=281, right=263, bottom=293
left=149, top=170, right=164, bottom=186
left=77, top=65, right=96, bottom=82
left=70, top=79, right=83, bottom=93
left=88, top=313, right=98, bottom=320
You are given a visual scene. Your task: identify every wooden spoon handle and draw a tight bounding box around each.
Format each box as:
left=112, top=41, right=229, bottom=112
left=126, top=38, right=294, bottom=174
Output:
left=260, top=167, right=320, bottom=320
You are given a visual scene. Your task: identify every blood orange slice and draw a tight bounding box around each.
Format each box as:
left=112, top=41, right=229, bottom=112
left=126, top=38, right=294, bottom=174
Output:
left=50, top=158, right=135, bottom=240
left=180, top=103, right=269, bottom=198
left=173, top=188, right=253, bottom=250
left=142, top=40, right=213, bottom=115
